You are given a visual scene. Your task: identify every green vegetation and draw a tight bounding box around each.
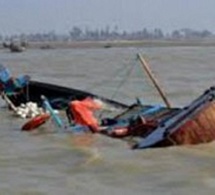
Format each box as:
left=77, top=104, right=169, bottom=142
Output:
left=0, top=27, right=214, bottom=42
left=1, top=27, right=215, bottom=49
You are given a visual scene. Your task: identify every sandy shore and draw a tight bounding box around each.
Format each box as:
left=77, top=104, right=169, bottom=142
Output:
left=1, top=39, right=215, bottom=50
left=29, top=39, right=215, bottom=49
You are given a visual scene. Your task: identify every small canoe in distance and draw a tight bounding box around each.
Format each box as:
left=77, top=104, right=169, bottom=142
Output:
left=10, top=45, right=26, bottom=53
left=7, top=80, right=129, bottom=110
left=133, top=86, right=215, bottom=149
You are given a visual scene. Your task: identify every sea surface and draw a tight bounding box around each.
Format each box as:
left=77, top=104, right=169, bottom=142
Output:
left=0, top=46, right=215, bottom=195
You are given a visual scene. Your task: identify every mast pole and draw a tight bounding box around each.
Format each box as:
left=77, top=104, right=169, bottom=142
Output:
left=137, top=53, right=171, bottom=108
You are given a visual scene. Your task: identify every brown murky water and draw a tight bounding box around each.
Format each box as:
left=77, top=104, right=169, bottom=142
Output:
left=1, top=46, right=215, bottom=195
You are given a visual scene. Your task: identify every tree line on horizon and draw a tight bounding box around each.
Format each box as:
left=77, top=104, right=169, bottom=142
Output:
left=0, top=26, right=214, bottom=42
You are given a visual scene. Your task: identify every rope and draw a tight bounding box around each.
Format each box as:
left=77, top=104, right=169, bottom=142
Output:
left=86, top=58, right=138, bottom=103
left=85, top=62, right=132, bottom=92
left=109, top=61, right=136, bottom=100
left=97, top=60, right=137, bottom=119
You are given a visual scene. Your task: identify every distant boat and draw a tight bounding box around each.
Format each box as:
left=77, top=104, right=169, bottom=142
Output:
left=9, top=43, right=26, bottom=53
left=2, top=41, right=26, bottom=53
left=40, top=44, right=53, bottom=50
left=104, top=44, right=112, bottom=48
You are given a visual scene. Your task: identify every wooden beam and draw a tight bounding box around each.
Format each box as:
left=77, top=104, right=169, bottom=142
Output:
left=137, top=53, right=171, bottom=108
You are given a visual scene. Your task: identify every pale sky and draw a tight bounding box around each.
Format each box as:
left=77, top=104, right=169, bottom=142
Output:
left=0, top=0, right=214, bottom=35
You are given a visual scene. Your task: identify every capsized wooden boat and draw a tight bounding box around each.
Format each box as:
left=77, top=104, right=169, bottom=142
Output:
left=1, top=64, right=125, bottom=109
left=7, top=80, right=129, bottom=110
left=131, top=86, right=215, bottom=149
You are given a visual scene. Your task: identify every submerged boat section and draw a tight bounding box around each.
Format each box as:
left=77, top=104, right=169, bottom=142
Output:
left=7, top=80, right=129, bottom=110
left=134, top=86, right=215, bottom=149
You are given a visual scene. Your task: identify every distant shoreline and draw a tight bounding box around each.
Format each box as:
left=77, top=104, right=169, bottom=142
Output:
left=2, top=39, right=215, bottom=50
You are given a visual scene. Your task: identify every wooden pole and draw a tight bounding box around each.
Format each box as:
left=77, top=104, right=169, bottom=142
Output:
left=137, top=53, right=171, bottom=108
left=1, top=92, right=18, bottom=112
